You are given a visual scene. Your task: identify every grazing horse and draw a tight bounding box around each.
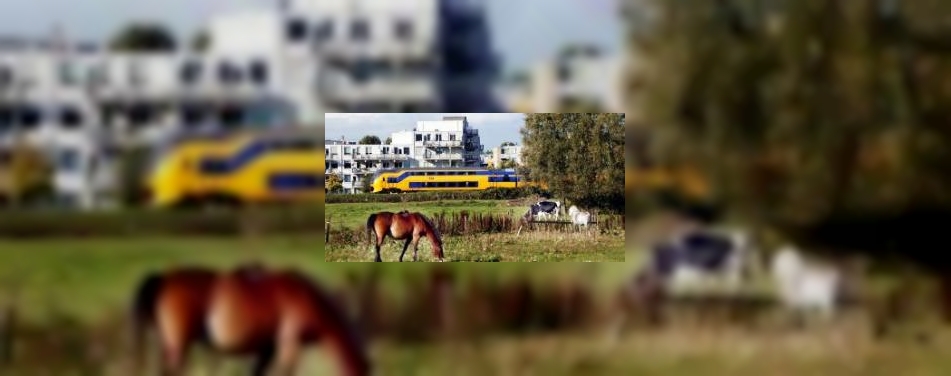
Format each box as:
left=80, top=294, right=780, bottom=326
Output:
left=367, top=211, right=446, bottom=262
left=130, top=264, right=371, bottom=376
left=771, top=245, right=843, bottom=323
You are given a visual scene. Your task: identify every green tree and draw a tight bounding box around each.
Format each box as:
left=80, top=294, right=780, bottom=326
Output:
left=629, top=0, right=951, bottom=265
left=109, top=22, right=177, bottom=52
left=359, top=135, right=382, bottom=145
left=500, top=159, right=518, bottom=169
left=191, top=29, right=210, bottom=52
left=384, top=137, right=392, bottom=145
left=361, top=173, right=375, bottom=193
left=501, top=141, right=516, bottom=147
left=521, top=113, right=625, bottom=211
left=2, top=141, right=53, bottom=207
left=326, top=173, right=343, bottom=193
left=117, top=145, right=153, bottom=207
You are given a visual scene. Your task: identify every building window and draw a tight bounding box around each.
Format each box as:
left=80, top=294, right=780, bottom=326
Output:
left=180, top=61, right=202, bottom=84
left=351, top=19, right=370, bottom=40
left=557, top=63, right=572, bottom=82
left=314, top=20, right=334, bottom=42
left=286, top=18, right=308, bottom=42
left=60, top=107, right=83, bottom=128
left=59, top=62, right=78, bottom=86
left=344, top=162, right=351, bottom=169
left=394, top=19, right=413, bottom=40
left=415, top=134, right=422, bottom=142
left=127, top=103, right=153, bottom=126
left=218, top=62, right=241, bottom=84
left=181, top=104, right=204, bottom=125
left=403, top=147, right=409, bottom=154
left=219, top=105, right=243, bottom=127
left=88, top=65, right=108, bottom=87
left=18, top=105, right=42, bottom=129
left=0, top=66, right=11, bottom=86
left=249, top=60, right=268, bottom=85
left=57, top=148, right=80, bottom=172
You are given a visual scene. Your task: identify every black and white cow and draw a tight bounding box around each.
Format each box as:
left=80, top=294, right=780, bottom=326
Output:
left=646, top=228, right=755, bottom=294
left=525, top=200, right=561, bottom=221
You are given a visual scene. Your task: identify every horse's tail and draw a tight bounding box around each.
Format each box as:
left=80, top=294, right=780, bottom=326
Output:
left=366, top=213, right=378, bottom=246
left=129, top=271, right=164, bottom=372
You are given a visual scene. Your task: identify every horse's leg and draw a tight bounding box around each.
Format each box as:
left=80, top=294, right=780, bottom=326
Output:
left=399, top=237, right=412, bottom=262
left=251, top=344, right=276, bottom=376
left=160, top=341, right=188, bottom=376
left=374, top=231, right=384, bottom=262
left=273, top=335, right=303, bottom=376
left=412, top=234, right=422, bottom=262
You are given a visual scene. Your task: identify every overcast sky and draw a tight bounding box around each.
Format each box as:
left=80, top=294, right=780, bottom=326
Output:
left=325, top=113, right=525, bottom=148
left=0, top=0, right=620, bottom=75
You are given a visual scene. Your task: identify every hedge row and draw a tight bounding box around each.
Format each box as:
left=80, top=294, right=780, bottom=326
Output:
left=0, top=207, right=324, bottom=238
left=325, top=187, right=548, bottom=204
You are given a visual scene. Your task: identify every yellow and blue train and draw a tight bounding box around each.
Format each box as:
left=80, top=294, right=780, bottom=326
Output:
left=370, top=167, right=537, bottom=193
left=146, top=129, right=323, bottom=207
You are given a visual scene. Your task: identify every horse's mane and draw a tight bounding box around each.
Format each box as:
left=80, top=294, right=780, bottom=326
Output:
left=284, top=270, right=371, bottom=374
left=419, top=213, right=442, bottom=244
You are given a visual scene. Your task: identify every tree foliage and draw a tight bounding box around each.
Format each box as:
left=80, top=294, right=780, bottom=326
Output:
left=359, top=135, right=382, bottom=145
left=326, top=173, right=343, bottom=193
left=191, top=29, right=210, bottom=52
left=0, top=141, right=53, bottom=206
left=629, top=0, right=951, bottom=265
left=117, top=145, right=153, bottom=207
left=521, top=113, right=625, bottom=211
left=109, top=22, right=177, bottom=52
left=361, top=173, right=375, bottom=193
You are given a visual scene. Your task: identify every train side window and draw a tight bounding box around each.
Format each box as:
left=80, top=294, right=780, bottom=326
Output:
left=467, top=182, right=477, bottom=187
left=387, top=177, right=398, bottom=183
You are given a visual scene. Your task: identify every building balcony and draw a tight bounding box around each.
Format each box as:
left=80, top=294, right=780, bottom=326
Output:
left=423, top=153, right=464, bottom=160
left=422, top=140, right=462, bottom=147
left=352, top=153, right=409, bottom=161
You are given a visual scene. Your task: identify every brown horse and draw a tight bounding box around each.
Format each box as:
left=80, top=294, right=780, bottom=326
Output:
left=130, top=263, right=372, bottom=376
left=366, top=211, right=446, bottom=262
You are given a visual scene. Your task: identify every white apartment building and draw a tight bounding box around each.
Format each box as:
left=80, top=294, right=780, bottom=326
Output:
left=498, top=45, right=624, bottom=113
left=0, top=0, right=501, bottom=209
left=325, top=115, right=483, bottom=193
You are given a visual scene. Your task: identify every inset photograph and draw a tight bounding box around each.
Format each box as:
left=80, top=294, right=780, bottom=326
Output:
left=324, top=113, right=625, bottom=262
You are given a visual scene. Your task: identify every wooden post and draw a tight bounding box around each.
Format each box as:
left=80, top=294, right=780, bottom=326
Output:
left=325, top=221, right=330, bottom=243
left=0, top=303, right=14, bottom=366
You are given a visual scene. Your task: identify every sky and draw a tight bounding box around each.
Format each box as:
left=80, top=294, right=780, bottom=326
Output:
left=325, top=113, right=525, bottom=148
left=0, top=0, right=621, bottom=75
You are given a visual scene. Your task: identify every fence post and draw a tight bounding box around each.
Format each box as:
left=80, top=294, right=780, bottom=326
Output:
left=0, top=302, right=14, bottom=367
left=325, top=221, right=331, bottom=243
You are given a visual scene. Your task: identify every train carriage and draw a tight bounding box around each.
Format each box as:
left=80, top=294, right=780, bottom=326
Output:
left=370, top=167, right=536, bottom=193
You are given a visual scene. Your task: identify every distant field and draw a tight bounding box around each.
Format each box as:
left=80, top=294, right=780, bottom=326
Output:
left=324, top=199, right=525, bottom=229
left=324, top=199, right=626, bottom=262
left=326, top=230, right=626, bottom=262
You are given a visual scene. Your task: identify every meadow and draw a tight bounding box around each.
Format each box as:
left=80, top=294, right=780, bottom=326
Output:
left=324, top=199, right=627, bottom=262
left=1, top=235, right=951, bottom=375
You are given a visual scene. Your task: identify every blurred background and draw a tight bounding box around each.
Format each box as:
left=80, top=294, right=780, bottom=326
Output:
left=2, top=0, right=951, bottom=374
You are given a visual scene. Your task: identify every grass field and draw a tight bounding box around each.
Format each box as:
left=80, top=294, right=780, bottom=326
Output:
left=324, top=199, right=523, bottom=229
left=324, top=199, right=626, bottom=262
left=2, top=236, right=951, bottom=374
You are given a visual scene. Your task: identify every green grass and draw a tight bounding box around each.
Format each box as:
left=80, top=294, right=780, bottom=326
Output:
left=324, top=200, right=525, bottom=229
left=0, top=236, right=637, bottom=323
left=326, top=230, right=626, bottom=262
left=1, top=236, right=950, bottom=375
left=325, top=199, right=626, bottom=262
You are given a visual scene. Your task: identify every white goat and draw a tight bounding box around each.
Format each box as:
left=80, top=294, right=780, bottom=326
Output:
left=771, top=245, right=842, bottom=322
